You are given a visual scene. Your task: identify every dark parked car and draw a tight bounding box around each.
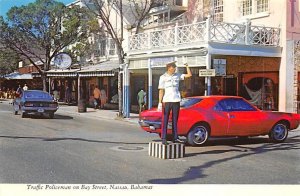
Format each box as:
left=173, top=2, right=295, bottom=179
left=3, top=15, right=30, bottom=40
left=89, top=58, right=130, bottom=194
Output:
left=13, top=90, right=59, bottom=118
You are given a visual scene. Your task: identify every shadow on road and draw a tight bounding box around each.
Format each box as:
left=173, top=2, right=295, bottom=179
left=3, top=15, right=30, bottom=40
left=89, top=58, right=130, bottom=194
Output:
left=148, top=135, right=300, bottom=184
left=15, top=113, right=73, bottom=120
left=0, top=135, right=148, bottom=145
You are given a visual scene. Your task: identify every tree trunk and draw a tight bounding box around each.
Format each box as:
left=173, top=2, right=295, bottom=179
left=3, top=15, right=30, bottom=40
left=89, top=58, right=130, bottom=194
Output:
left=42, top=74, right=47, bottom=92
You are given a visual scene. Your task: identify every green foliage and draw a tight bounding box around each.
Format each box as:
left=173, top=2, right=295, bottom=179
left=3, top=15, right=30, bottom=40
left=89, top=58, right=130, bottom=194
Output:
left=0, top=48, right=20, bottom=76
left=0, top=0, right=90, bottom=73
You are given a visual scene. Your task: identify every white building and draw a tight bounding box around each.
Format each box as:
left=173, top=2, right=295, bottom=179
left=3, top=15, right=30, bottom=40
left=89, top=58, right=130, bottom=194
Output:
left=123, top=0, right=295, bottom=117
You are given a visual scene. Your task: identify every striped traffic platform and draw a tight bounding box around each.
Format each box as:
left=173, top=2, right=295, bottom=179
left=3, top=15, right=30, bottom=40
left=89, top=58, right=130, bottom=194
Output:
left=149, top=142, right=185, bottom=159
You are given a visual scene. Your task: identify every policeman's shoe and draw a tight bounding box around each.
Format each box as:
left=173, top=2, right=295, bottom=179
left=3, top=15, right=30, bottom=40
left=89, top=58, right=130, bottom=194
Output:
left=161, top=139, right=168, bottom=145
left=173, top=138, right=184, bottom=143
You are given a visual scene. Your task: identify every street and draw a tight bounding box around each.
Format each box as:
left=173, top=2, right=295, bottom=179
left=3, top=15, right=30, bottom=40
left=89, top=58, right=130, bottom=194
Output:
left=0, top=101, right=300, bottom=184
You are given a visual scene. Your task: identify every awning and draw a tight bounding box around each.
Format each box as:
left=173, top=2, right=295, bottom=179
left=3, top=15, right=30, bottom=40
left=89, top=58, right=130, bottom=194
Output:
left=4, top=72, right=33, bottom=80
left=78, top=61, right=119, bottom=77
left=46, top=69, right=79, bottom=77
left=27, top=61, right=120, bottom=78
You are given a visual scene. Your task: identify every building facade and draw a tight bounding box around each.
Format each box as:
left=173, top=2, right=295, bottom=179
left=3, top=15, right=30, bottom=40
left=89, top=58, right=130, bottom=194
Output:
left=122, top=0, right=298, bottom=117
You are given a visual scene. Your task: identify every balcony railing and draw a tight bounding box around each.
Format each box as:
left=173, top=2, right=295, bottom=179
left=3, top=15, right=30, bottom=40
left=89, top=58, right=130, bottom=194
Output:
left=128, top=19, right=281, bottom=54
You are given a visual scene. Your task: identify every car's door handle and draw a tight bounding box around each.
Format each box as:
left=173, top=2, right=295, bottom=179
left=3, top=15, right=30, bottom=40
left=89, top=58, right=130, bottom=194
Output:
left=230, top=115, right=235, bottom=118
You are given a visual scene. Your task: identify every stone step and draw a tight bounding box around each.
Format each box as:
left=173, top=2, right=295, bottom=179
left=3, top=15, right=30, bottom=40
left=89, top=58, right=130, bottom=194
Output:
left=148, top=142, right=185, bottom=159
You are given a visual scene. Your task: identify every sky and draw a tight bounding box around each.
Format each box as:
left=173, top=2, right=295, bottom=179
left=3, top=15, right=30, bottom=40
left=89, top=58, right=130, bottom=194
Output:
left=0, top=0, right=75, bottom=17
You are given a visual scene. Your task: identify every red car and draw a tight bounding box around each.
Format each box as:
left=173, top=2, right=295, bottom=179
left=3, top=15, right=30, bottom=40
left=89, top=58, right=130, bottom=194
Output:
left=139, top=96, right=300, bottom=146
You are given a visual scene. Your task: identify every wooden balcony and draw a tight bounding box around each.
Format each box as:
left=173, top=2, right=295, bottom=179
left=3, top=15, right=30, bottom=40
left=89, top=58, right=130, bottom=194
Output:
left=128, top=20, right=281, bottom=55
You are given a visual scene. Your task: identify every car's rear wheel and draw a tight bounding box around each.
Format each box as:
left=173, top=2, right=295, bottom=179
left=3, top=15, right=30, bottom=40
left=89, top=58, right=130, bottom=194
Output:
left=49, top=112, right=54, bottom=119
left=187, top=123, right=210, bottom=146
left=14, top=111, right=18, bottom=115
left=269, top=123, right=288, bottom=143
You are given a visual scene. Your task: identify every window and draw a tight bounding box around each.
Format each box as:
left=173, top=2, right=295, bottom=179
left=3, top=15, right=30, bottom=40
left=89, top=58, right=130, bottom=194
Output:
left=108, top=39, right=116, bottom=56
left=213, top=0, right=224, bottom=22
left=257, top=0, right=268, bottom=13
left=180, top=98, right=202, bottom=108
left=24, top=91, right=52, bottom=99
left=99, top=39, right=106, bottom=56
left=175, top=0, right=183, bottom=6
left=242, top=0, right=252, bottom=16
left=242, top=0, right=269, bottom=16
left=215, top=98, right=256, bottom=111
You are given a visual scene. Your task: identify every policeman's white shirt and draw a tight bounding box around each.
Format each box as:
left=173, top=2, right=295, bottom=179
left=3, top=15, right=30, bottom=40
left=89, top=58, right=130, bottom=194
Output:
left=158, top=72, right=185, bottom=102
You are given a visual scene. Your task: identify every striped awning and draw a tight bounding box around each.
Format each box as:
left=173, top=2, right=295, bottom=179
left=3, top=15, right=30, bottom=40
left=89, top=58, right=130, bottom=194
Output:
left=46, top=69, right=79, bottom=77
left=47, top=72, right=78, bottom=77
left=78, top=71, right=115, bottom=77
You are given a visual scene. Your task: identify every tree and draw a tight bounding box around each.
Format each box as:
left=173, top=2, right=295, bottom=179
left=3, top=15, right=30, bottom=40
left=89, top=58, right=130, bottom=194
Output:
left=0, top=47, right=19, bottom=76
left=0, top=0, right=89, bottom=91
left=82, top=0, right=162, bottom=117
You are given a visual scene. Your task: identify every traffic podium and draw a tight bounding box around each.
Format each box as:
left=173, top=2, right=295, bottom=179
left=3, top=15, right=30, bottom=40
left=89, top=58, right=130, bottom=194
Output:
left=148, top=142, right=185, bottom=159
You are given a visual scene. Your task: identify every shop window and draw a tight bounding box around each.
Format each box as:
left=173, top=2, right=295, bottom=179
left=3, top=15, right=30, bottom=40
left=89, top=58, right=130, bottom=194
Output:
left=243, top=77, right=277, bottom=110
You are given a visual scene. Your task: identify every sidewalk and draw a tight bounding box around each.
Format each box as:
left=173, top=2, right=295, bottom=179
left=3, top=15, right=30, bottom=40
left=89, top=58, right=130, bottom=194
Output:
left=58, top=104, right=140, bottom=125
left=0, top=99, right=140, bottom=125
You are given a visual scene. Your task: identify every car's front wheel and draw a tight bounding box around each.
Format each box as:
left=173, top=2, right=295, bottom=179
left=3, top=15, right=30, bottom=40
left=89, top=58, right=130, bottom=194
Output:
left=187, top=123, right=210, bottom=146
left=21, top=111, right=27, bottom=118
left=269, top=123, right=288, bottom=143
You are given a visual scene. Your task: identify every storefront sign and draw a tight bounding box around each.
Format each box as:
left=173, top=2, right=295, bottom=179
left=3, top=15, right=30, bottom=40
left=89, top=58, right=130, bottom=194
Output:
left=199, top=69, right=216, bottom=77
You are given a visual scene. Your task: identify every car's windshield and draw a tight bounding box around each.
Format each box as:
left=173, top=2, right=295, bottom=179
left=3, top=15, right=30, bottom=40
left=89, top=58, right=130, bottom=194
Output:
left=24, top=91, right=52, bottom=99
left=180, top=98, right=202, bottom=108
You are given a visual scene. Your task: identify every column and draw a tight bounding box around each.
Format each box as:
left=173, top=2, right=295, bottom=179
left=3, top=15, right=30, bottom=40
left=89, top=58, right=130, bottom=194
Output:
left=205, top=16, right=211, bottom=96
left=48, top=77, right=51, bottom=94
left=148, top=59, right=153, bottom=109
left=123, top=63, right=130, bottom=118
left=77, top=75, right=81, bottom=103
left=245, top=19, right=250, bottom=45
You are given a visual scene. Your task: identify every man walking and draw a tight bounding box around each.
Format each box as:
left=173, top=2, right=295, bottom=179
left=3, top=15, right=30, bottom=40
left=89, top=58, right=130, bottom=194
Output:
left=93, top=85, right=101, bottom=109
left=23, top=84, right=28, bottom=91
left=137, top=89, right=146, bottom=116
left=158, top=60, right=192, bottom=145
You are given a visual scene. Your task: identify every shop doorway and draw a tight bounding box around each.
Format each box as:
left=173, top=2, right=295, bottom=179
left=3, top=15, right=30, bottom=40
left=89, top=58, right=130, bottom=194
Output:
left=131, top=75, right=147, bottom=105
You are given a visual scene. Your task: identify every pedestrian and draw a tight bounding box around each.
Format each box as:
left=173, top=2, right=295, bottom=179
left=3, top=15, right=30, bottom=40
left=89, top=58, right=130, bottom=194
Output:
left=53, top=90, right=59, bottom=101
left=23, top=84, right=28, bottom=91
left=16, top=85, right=23, bottom=97
left=100, top=87, right=107, bottom=109
left=93, top=85, right=101, bottom=109
left=65, top=86, right=72, bottom=104
left=137, top=89, right=146, bottom=115
left=158, top=60, right=192, bottom=145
